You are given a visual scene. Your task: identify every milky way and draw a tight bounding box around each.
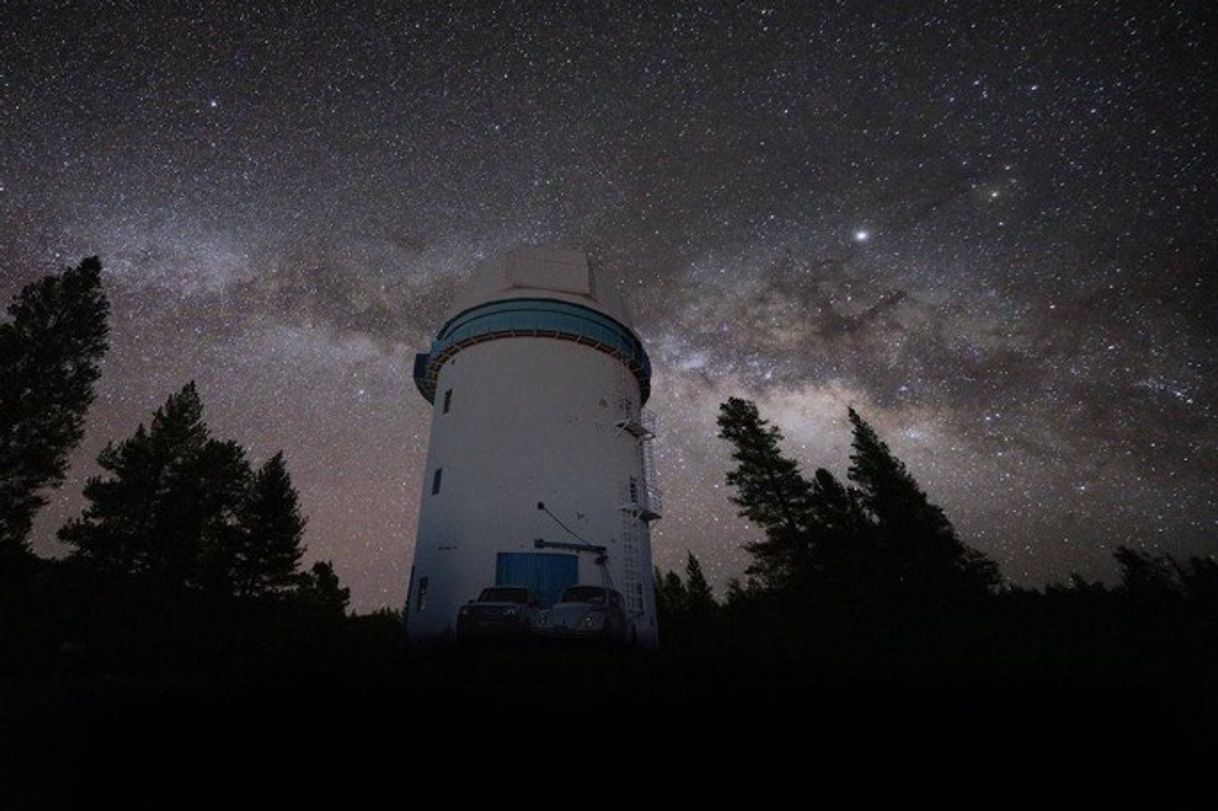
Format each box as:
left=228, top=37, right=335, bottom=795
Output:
left=2, top=2, right=1214, bottom=610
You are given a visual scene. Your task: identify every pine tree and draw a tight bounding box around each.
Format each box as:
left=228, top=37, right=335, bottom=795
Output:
left=716, top=397, right=815, bottom=590
left=59, top=383, right=252, bottom=591
left=723, top=575, right=763, bottom=607
left=846, top=407, right=1000, bottom=602
left=233, top=452, right=307, bottom=597
left=60, top=382, right=318, bottom=601
left=653, top=567, right=690, bottom=641
left=57, top=421, right=158, bottom=574
left=298, top=560, right=350, bottom=618
left=653, top=565, right=668, bottom=620
left=662, top=570, right=688, bottom=617
left=684, top=551, right=717, bottom=614
left=1113, top=546, right=1180, bottom=601
left=1175, top=555, right=1218, bottom=606
left=724, top=577, right=742, bottom=605
left=0, top=257, right=109, bottom=555
left=804, top=467, right=874, bottom=596
left=187, top=437, right=252, bottom=592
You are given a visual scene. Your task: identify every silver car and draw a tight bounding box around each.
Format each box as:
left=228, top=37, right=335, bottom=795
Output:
left=456, top=586, right=542, bottom=639
left=532, top=585, right=633, bottom=643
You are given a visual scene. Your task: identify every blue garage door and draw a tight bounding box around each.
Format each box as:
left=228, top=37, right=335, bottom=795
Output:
left=496, top=553, right=579, bottom=608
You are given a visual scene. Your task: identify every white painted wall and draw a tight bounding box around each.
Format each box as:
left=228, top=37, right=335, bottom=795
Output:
left=406, top=336, right=658, bottom=646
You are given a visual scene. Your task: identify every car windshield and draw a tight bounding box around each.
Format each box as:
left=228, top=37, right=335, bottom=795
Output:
left=479, top=588, right=530, bottom=604
left=560, top=586, right=607, bottom=604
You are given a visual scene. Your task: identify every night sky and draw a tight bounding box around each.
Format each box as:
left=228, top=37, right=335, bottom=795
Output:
left=3, top=2, right=1214, bottom=611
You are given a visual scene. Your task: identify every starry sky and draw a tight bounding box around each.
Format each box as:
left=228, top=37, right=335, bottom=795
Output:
left=3, top=1, right=1215, bottom=611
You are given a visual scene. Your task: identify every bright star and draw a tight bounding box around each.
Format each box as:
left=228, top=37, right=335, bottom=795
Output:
left=854, top=229, right=870, bottom=242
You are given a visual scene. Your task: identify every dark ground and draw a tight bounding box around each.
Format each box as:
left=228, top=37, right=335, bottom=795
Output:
left=3, top=561, right=1213, bottom=807
left=3, top=632, right=1213, bottom=808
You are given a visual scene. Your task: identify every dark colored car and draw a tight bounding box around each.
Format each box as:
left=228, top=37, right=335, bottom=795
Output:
left=532, top=585, right=633, bottom=643
left=456, top=586, right=542, bottom=639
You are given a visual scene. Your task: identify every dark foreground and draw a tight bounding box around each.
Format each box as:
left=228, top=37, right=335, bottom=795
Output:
left=3, top=615, right=1214, bottom=809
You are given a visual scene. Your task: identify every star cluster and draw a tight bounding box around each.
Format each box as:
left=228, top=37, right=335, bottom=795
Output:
left=2, top=2, right=1214, bottom=609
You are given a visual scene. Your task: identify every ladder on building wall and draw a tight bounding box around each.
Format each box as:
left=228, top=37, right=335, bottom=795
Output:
left=618, top=507, right=645, bottom=616
left=614, top=366, right=660, bottom=617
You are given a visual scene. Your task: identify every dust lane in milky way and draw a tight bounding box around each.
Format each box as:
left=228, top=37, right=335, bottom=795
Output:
left=2, top=2, right=1214, bottom=610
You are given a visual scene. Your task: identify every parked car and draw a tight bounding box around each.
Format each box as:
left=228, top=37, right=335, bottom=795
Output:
left=456, top=586, right=542, bottom=639
left=532, top=585, right=633, bottom=643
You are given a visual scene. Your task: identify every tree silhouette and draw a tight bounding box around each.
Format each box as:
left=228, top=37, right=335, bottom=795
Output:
left=234, top=452, right=307, bottom=597
left=653, top=565, right=669, bottom=621
left=59, top=383, right=249, bottom=589
left=724, top=576, right=760, bottom=607
left=1174, top=556, right=1218, bottom=606
left=298, top=560, right=350, bottom=618
left=846, top=407, right=1000, bottom=603
left=1114, top=546, right=1181, bottom=601
left=58, top=382, right=312, bottom=602
left=716, top=398, right=1001, bottom=607
left=716, top=397, right=815, bottom=590
left=1110, top=546, right=1218, bottom=609
left=0, top=257, right=109, bottom=556
left=684, top=552, right=717, bottom=615
left=657, top=568, right=688, bottom=621
left=803, top=467, right=873, bottom=597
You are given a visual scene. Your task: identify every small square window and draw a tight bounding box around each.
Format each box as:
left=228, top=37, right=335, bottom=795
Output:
left=443, top=388, right=452, bottom=414
left=432, top=468, right=443, bottom=495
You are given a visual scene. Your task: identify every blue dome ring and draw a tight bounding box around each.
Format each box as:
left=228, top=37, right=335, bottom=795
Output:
left=413, top=298, right=652, bottom=405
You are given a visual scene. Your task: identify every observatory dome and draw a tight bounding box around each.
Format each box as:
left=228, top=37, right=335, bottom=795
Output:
left=414, top=245, right=651, bottom=405
left=448, top=246, right=633, bottom=328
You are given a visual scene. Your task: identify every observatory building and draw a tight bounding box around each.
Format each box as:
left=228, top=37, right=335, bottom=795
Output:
left=405, top=246, right=661, bottom=647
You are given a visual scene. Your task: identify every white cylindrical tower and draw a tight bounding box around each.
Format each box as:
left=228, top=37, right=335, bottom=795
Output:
left=405, top=246, right=661, bottom=647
